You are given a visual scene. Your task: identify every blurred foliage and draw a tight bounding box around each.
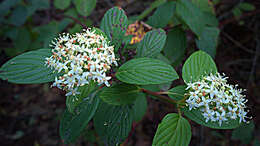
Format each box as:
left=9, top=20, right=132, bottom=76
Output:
left=0, top=0, right=95, bottom=57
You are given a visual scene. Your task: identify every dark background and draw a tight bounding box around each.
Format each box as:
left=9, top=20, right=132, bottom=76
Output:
left=0, top=0, right=259, bottom=145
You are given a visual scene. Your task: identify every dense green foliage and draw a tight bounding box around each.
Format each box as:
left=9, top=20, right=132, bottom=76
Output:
left=0, top=0, right=256, bottom=145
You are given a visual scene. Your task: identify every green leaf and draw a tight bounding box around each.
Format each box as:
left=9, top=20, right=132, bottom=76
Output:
left=64, top=7, right=78, bottom=17
left=66, top=81, right=97, bottom=113
left=192, top=0, right=215, bottom=14
left=0, top=0, right=21, bottom=17
left=195, top=27, right=220, bottom=58
left=152, top=113, right=191, bottom=146
left=232, top=7, right=242, bottom=18
left=182, top=107, right=241, bottom=129
left=94, top=101, right=133, bottom=145
left=116, top=58, right=179, bottom=85
left=147, top=1, right=176, bottom=28
left=132, top=93, right=147, bottom=122
left=54, top=0, right=71, bottom=10
left=232, top=121, right=255, bottom=144
left=100, top=7, right=128, bottom=52
left=136, top=29, right=166, bottom=58
left=176, top=0, right=206, bottom=36
left=157, top=53, right=171, bottom=65
left=253, top=139, right=260, bottom=146
left=0, top=49, right=59, bottom=84
left=33, top=19, right=71, bottom=48
left=99, top=83, right=141, bottom=105
left=8, top=5, right=28, bottom=26
left=238, top=2, right=255, bottom=11
left=28, top=0, right=50, bottom=10
left=60, top=95, right=100, bottom=144
left=163, top=27, right=186, bottom=66
left=202, top=12, right=219, bottom=27
left=13, top=28, right=31, bottom=52
left=168, top=85, right=186, bottom=101
left=182, top=50, right=217, bottom=83
left=73, top=0, right=96, bottom=17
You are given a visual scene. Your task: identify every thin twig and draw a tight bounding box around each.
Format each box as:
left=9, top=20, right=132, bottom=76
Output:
left=219, top=10, right=260, bottom=28
left=141, top=88, right=177, bottom=105
left=247, top=22, right=260, bottom=87
left=222, top=32, right=259, bottom=55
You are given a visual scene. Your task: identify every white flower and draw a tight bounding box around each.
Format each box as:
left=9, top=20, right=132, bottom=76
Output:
left=65, top=87, right=80, bottom=96
left=185, top=73, right=249, bottom=126
left=205, top=84, right=217, bottom=98
left=216, top=111, right=228, bottom=126
left=46, top=28, right=118, bottom=98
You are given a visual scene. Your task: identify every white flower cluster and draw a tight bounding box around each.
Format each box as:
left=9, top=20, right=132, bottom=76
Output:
left=185, top=73, right=250, bottom=126
left=45, top=28, right=118, bottom=97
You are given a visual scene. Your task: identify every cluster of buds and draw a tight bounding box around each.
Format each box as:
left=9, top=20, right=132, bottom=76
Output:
left=185, top=73, right=250, bottom=126
left=45, top=28, right=118, bottom=97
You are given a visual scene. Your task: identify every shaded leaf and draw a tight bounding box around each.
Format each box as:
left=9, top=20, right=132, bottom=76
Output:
left=99, top=83, right=141, bottom=105
left=238, top=2, right=255, bottom=11
left=0, top=0, right=21, bottom=17
left=176, top=0, right=206, bottom=36
left=147, top=1, right=176, bottom=28
left=152, top=113, right=191, bottom=146
left=182, top=50, right=217, bottom=83
left=163, top=27, right=186, bottom=66
left=8, top=5, right=28, bottom=26
left=0, top=49, right=59, bottom=84
left=192, top=0, right=215, bottom=14
left=157, top=53, right=171, bottom=65
left=195, top=27, right=220, bottom=58
left=116, top=58, right=179, bottom=85
left=100, top=7, right=128, bottom=52
left=232, top=121, right=255, bottom=144
left=168, top=85, right=186, bottom=101
left=13, top=28, right=31, bottom=51
left=136, top=29, right=166, bottom=58
left=94, top=101, right=133, bottom=145
left=60, top=95, right=100, bottom=144
left=66, top=81, right=97, bottom=113
left=132, top=93, right=147, bottom=122
left=73, top=0, right=96, bottom=17
left=54, top=0, right=71, bottom=10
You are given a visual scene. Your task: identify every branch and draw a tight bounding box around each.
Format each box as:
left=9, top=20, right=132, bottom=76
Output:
left=141, top=88, right=177, bottom=105
left=219, top=10, right=260, bottom=28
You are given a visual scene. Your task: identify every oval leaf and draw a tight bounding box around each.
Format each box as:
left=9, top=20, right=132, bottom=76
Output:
left=195, top=26, right=220, bottom=58
left=60, top=95, right=100, bottom=144
left=176, top=0, right=206, bottom=36
left=132, top=93, right=147, bottom=122
left=137, top=29, right=166, bottom=58
left=147, top=1, right=176, bottom=28
left=66, top=81, right=97, bottom=113
left=116, top=58, right=179, bottom=85
left=94, top=101, right=133, bottom=145
left=152, top=113, right=191, bottom=146
left=163, top=27, right=187, bottom=66
left=168, top=85, right=186, bottom=101
left=54, top=0, right=71, bottom=10
left=0, top=49, right=59, bottom=84
left=182, top=50, right=217, bottom=83
left=100, top=7, right=128, bottom=51
left=73, top=0, right=96, bottom=17
left=100, top=83, right=141, bottom=105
